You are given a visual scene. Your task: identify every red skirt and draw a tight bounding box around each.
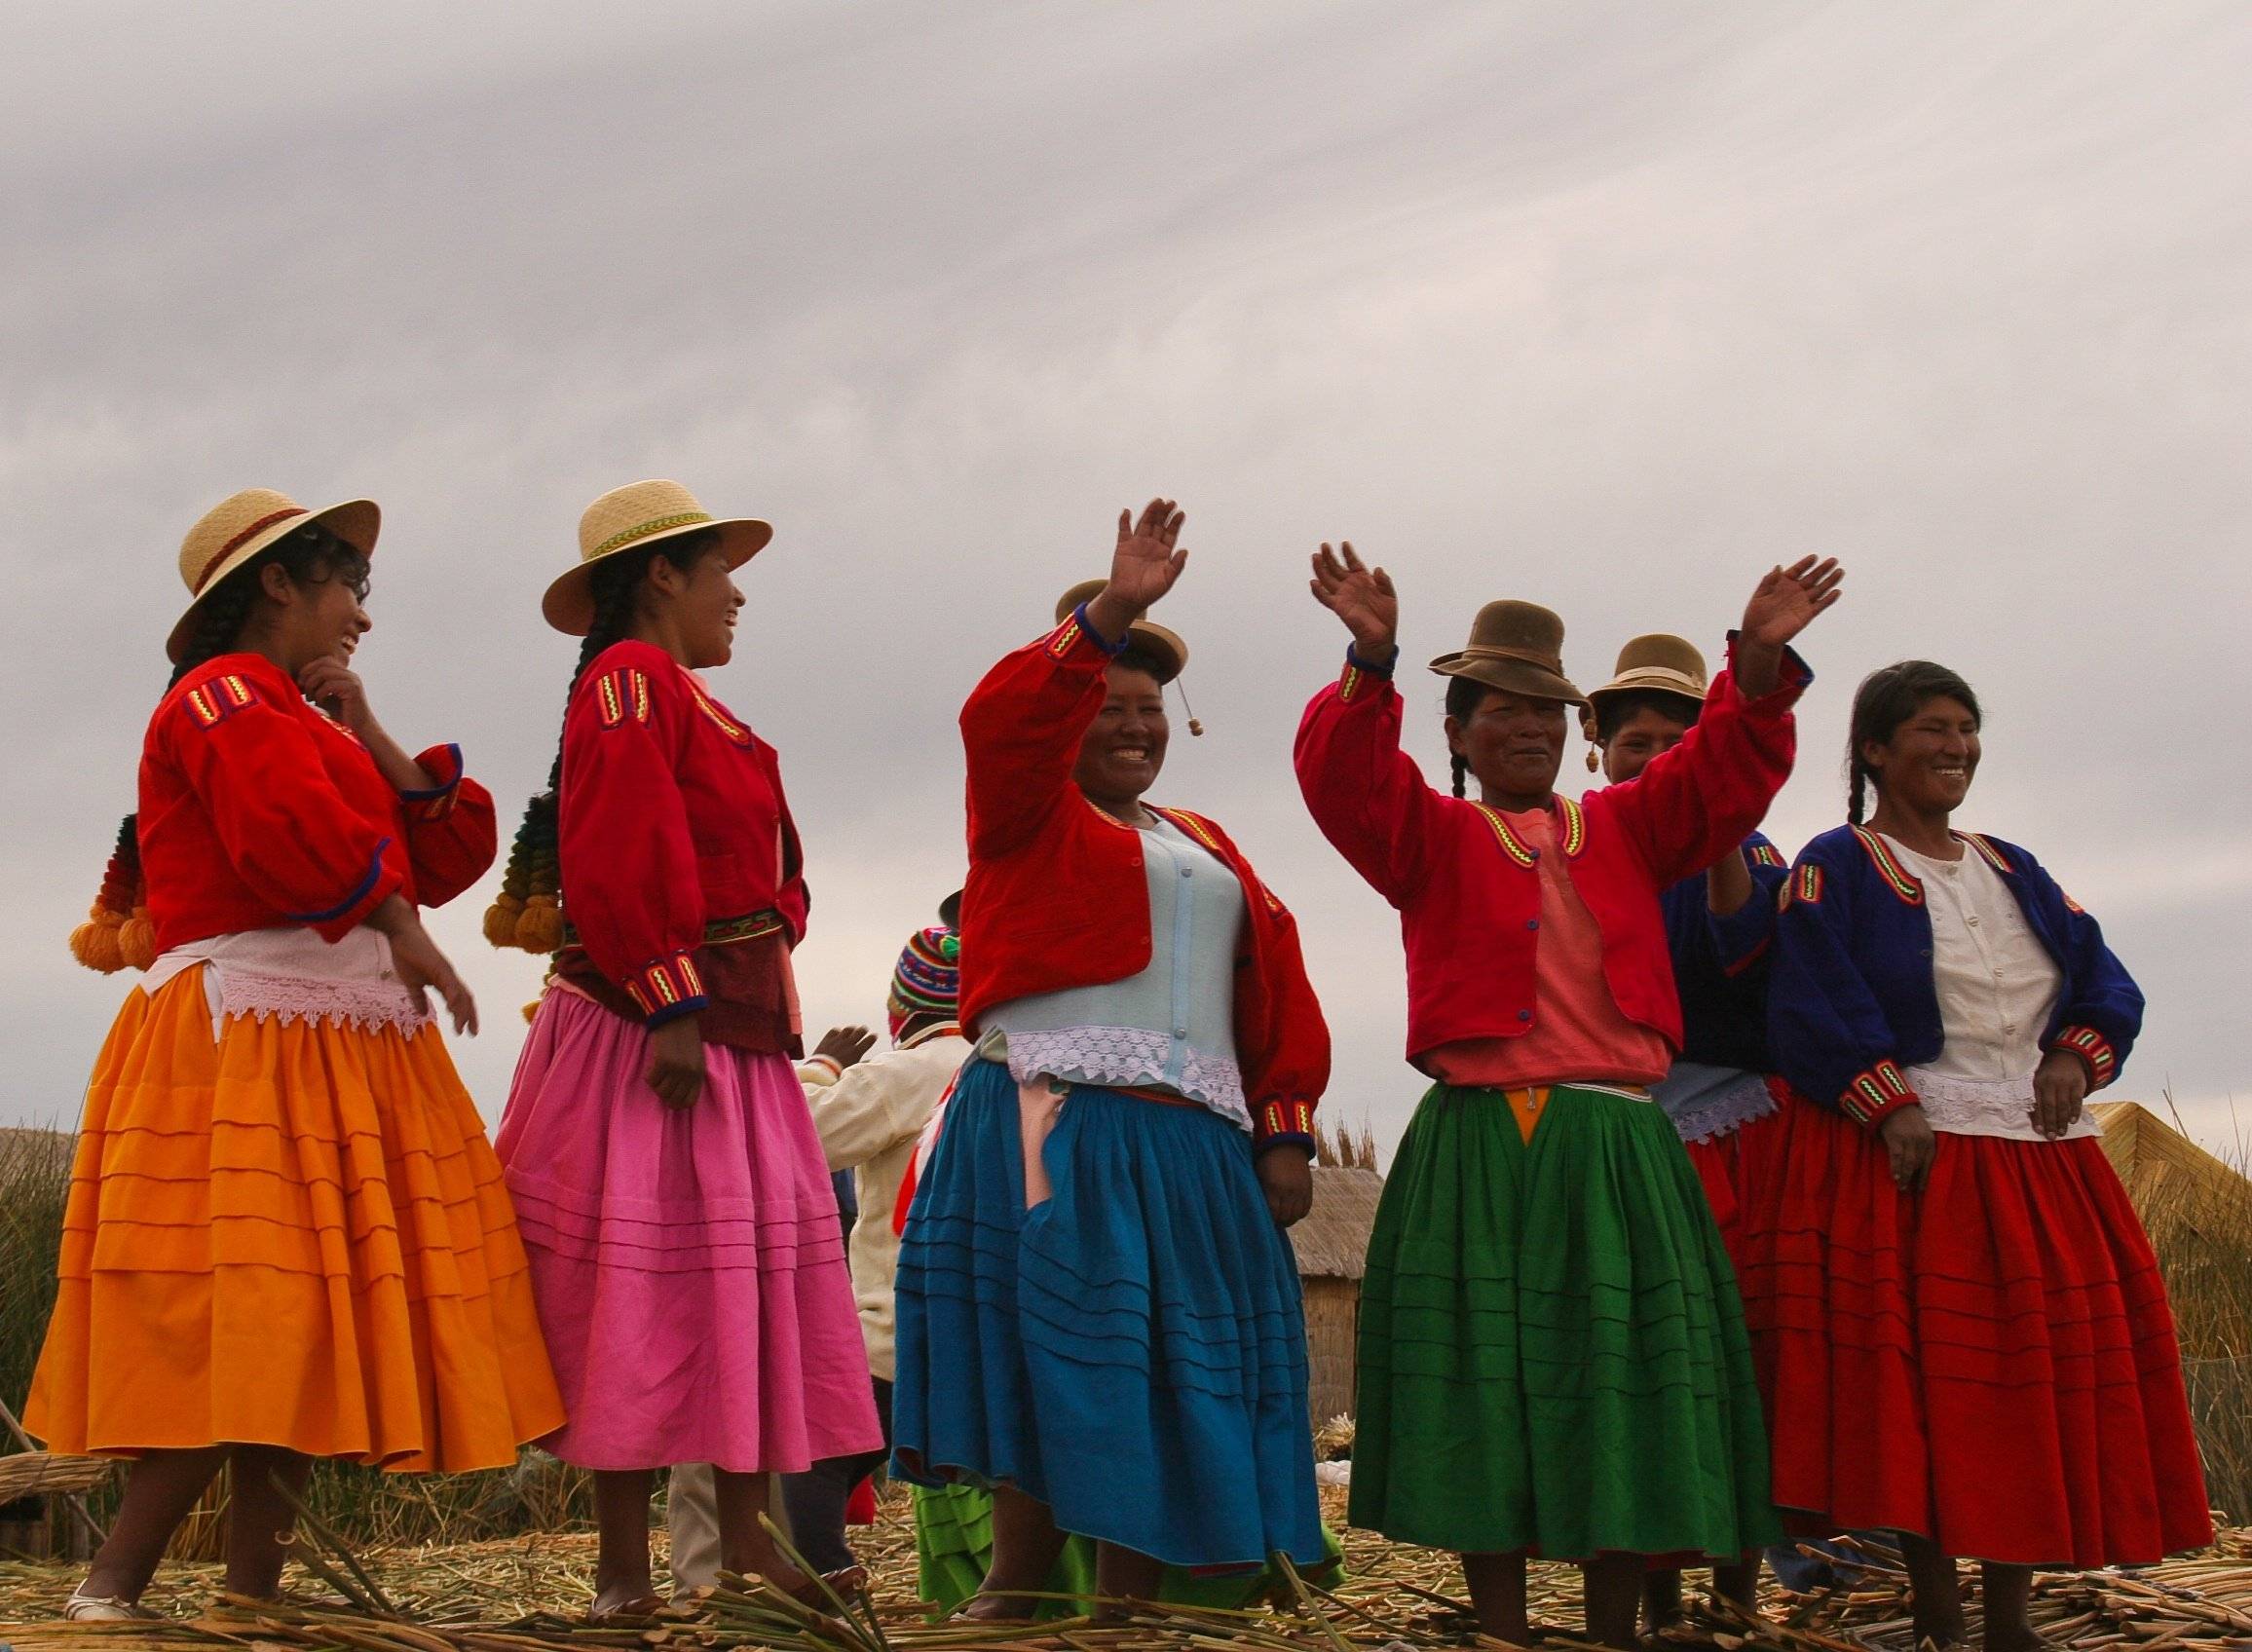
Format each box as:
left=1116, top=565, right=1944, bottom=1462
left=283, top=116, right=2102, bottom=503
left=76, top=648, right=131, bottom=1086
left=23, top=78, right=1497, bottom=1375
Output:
left=1735, top=1087, right=2212, bottom=1565
left=1681, top=1104, right=1784, bottom=1273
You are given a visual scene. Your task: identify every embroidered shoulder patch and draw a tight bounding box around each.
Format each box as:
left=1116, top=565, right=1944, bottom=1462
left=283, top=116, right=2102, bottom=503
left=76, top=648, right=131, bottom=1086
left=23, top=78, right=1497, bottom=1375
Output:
left=2062, top=889, right=2085, bottom=916
left=1748, top=842, right=1785, bottom=869
left=182, top=671, right=261, bottom=730
left=1784, top=864, right=1824, bottom=907
left=595, top=667, right=651, bottom=729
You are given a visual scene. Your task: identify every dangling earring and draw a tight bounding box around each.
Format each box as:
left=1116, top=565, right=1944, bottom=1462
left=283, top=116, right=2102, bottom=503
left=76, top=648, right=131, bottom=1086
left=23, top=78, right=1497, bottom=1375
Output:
left=1586, top=747, right=1600, bottom=772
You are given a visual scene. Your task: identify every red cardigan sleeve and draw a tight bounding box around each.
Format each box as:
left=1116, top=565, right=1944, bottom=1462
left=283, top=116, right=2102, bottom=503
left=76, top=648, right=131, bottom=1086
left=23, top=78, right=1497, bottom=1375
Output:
left=1292, top=649, right=1445, bottom=906
left=393, top=742, right=498, bottom=908
left=559, top=648, right=708, bottom=1026
left=160, top=668, right=401, bottom=943
left=961, top=607, right=1120, bottom=861
left=1604, top=638, right=1808, bottom=887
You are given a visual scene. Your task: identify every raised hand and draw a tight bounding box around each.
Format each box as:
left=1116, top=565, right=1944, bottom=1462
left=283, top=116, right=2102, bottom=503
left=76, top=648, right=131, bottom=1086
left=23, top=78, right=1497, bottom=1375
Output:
left=1308, top=541, right=1398, bottom=658
left=1085, top=498, right=1187, bottom=644
left=813, top=1024, right=879, bottom=1071
left=1741, top=555, right=1845, bottom=650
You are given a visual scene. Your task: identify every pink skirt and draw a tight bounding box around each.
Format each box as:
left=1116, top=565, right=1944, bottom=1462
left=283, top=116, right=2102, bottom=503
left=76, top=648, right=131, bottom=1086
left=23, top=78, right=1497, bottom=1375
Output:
left=494, top=988, right=881, bottom=1472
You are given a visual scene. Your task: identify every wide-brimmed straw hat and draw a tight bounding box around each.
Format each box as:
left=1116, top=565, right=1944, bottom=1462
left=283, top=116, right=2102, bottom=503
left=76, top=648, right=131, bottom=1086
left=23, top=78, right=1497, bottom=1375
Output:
left=1428, top=600, right=1585, bottom=706
left=544, top=479, right=772, bottom=635
left=168, top=488, right=380, bottom=661
left=1055, top=579, right=1187, bottom=683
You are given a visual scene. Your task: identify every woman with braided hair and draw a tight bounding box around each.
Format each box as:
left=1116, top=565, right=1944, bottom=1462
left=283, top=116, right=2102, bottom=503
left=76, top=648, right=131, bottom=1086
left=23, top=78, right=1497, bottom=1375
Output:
left=489, top=480, right=879, bottom=1621
left=28, top=488, right=562, bottom=1620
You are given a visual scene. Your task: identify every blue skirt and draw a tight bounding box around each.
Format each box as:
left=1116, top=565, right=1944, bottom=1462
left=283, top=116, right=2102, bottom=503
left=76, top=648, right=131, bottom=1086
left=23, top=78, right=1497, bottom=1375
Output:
left=890, top=1058, right=1324, bottom=1570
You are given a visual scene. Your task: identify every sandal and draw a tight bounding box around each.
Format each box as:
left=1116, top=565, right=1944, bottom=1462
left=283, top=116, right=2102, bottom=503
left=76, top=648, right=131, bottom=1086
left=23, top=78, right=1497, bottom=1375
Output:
left=64, top=1590, right=159, bottom=1622
left=586, top=1589, right=665, bottom=1624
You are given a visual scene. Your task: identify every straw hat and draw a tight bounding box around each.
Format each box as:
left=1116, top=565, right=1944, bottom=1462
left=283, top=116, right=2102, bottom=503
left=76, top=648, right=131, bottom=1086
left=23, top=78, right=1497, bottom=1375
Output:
left=1588, top=634, right=1708, bottom=715
left=544, top=479, right=772, bottom=635
left=1055, top=579, right=1187, bottom=683
left=168, top=488, right=380, bottom=661
left=1428, top=600, right=1585, bottom=706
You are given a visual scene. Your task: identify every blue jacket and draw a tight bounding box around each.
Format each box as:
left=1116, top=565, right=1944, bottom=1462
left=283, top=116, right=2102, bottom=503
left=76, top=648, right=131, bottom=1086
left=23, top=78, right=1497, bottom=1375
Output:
left=1663, top=833, right=1789, bottom=1072
left=1767, top=824, right=2141, bottom=1127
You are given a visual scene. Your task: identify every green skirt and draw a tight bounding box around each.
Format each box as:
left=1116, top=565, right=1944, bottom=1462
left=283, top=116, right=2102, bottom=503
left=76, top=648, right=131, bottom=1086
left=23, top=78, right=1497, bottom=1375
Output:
left=912, top=1483, right=1343, bottom=1619
left=1349, top=1081, right=1779, bottom=1560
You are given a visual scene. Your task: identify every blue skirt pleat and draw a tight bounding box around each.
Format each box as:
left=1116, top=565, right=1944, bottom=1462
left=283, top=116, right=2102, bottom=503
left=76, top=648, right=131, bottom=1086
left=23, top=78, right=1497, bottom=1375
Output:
left=890, top=1058, right=1324, bottom=1570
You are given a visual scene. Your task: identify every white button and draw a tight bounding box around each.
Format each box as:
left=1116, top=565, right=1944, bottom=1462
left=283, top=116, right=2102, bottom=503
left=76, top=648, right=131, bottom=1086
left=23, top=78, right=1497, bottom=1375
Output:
left=1174, top=1026, right=1188, bottom=1037
left=1967, top=915, right=1980, bottom=925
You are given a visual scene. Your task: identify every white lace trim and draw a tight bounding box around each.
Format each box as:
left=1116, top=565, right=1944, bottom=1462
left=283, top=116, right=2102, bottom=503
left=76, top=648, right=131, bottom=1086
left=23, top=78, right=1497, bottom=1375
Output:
left=145, top=928, right=430, bottom=1039
left=1664, top=1070, right=1779, bottom=1145
left=1000, top=1025, right=1252, bottom=1133
left=1905, top=1067, right=2100, bottom=1142
left=217, top=969, right=428, bottom=1035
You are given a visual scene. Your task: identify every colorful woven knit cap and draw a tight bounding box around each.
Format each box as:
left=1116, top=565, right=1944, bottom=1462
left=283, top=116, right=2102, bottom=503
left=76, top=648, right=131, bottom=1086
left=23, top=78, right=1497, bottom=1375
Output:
left=886, top=924, right=960, bottom=1036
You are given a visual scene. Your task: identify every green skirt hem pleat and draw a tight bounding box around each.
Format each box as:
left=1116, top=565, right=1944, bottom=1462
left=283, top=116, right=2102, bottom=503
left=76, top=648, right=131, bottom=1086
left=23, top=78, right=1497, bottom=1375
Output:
left=1348, top=1081, right=1781, bottom=1560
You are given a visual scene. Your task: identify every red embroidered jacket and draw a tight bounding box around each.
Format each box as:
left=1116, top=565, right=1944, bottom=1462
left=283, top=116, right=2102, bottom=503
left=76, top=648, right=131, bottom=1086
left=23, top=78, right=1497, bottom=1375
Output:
left=558, top=641, right=808, bottom=1031
left=958, top=609, right=1332, bottom=1154
left=1295, top=640, right=1807, bottom=1072
left=140, top=653, right=493, bottom=951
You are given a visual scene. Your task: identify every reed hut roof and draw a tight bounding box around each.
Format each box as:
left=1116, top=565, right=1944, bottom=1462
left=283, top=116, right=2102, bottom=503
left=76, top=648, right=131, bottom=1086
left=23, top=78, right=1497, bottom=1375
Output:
left=2092, top=1100, right=2249, bottom=1225
left=1295, top=1165, right=1384, bottom=1280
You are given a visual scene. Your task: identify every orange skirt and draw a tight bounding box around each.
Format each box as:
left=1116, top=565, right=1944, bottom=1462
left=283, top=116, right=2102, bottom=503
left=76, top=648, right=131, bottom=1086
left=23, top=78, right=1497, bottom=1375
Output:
left=24, top=966, right=565, bottom=1470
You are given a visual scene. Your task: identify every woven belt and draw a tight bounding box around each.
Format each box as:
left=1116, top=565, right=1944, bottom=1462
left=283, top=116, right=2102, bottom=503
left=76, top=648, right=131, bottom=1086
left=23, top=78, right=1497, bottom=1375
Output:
left=560, top=907, right=787, bottom=953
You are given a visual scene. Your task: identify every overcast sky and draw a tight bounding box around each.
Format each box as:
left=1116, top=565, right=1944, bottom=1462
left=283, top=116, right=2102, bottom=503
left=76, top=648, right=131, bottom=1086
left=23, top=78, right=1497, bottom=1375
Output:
left=3, top=1, right=2246, bottom=1157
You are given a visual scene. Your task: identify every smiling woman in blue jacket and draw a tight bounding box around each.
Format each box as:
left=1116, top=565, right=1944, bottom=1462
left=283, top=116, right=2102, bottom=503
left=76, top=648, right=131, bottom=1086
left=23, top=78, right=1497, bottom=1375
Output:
left=1745, top=659, right=2209, bottom=1652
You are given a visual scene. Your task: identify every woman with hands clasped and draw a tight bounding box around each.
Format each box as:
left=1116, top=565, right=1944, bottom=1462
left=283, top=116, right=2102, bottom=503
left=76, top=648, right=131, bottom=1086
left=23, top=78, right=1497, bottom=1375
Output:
left=1295, top=543, right=1839, bottom=1649
left=891, top=500, right=1332, bottom=1618
left=32, top=489, right=561, bottom=1620
left=1748, top=660, right=2211, bottom=1652
left=489, top=481, right=880, bottom=1621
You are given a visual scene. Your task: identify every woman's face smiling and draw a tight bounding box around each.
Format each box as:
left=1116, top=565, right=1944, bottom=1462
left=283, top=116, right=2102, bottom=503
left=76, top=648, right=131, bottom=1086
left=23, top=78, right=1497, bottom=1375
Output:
left=1864, top=693, right=1981, bottom=813
left=673, top=545, right=745, bottom=669
left=1449, top=687, right=1568, bottom=807
left=1073, top=663, right=1168, bottom=807
left=1600, top=703, right=1692, bottom=785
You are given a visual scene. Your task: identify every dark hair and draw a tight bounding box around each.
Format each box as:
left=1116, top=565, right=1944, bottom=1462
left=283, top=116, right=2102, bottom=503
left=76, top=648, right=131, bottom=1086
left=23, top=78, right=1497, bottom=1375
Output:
left=1593, top=688, right=1701, bottom=745
left=1112, top=645, right=1174, bottom=686
left=486, top=529, right=721, bottom=953
left=1846, top=659, right=1982, bottom=824
left=1443, top=676, right=1488, bottom=799
left=73, top=525, right=371, bottom=972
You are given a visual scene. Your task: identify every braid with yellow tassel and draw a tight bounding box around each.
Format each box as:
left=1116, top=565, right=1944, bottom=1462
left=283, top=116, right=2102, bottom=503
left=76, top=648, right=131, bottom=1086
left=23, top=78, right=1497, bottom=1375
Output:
left=485, top=540, right=687, bottom=957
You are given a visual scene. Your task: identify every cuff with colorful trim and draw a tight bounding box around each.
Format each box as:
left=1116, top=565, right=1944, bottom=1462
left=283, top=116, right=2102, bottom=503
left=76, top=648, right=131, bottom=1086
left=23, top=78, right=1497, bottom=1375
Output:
left=2050, top=1024, right=2119, bottom=1090
left=289, top=840, right=402, bottom=944
left=800, top=1055, right=844, bottom=1084
left=1723, top=631, right=1815, bottom=702
left=1336, top=644, right=1399, bottom=704
left=398, top=743, right=466, bottom=822
left=1836, top=1058, right=1919, bottom=1129
left=619, top=949, right=710, bottom=1027
left=1252, top=1097, right=1318, bottom=1156
left=1041, top=601, right=1130, bottom=667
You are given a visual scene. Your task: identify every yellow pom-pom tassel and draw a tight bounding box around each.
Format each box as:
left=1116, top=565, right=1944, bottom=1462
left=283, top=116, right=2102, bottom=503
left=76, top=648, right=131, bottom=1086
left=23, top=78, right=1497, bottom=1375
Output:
left=118, top=909, right=158, bottom=971
left=522, top=999, right=541, bottom=1025
left=69, top=907, right=127, bottom=973
left=483, top=891, right=525, bottom=949
left=515, top=894, right=565, bottom=956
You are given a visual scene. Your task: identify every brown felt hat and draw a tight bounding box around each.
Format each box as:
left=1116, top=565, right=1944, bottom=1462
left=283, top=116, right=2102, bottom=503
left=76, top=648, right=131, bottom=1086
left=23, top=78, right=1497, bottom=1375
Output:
left=169, top=488, right=381, bottom=661
left=544, top=479, right=772, bottom=635
left=1428, top=600, right=1585, bottom=706
left=1055, top=579, right=1187, bottom=684
left=1588, top=633, right=1708, bottom=714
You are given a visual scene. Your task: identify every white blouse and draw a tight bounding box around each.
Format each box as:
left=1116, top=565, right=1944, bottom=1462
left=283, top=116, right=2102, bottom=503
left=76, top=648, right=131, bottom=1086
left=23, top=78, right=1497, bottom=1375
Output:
left=1883, top=834, right=2096, bottom=1142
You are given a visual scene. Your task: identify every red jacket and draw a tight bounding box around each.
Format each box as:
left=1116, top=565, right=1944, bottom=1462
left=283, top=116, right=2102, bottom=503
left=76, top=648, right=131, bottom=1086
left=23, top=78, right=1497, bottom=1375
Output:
left=140, top=653, right=494, bottom=951
left=958, top=609, right=1331, bottom=1153
left=1294, top=640, right=1806, bottom=1072
left=558, top=641, right=807, bottom=1029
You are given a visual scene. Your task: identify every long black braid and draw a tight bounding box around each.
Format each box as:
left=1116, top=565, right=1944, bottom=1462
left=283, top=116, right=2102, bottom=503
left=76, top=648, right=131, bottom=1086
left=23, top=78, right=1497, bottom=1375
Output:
left=1443, top=676, right=1485, bottom=799
left=1845, top=660, right=1982, bottom=824
left=485, top=533, right=718, bottom=954
left=73, top=526, right=370, bottom=972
